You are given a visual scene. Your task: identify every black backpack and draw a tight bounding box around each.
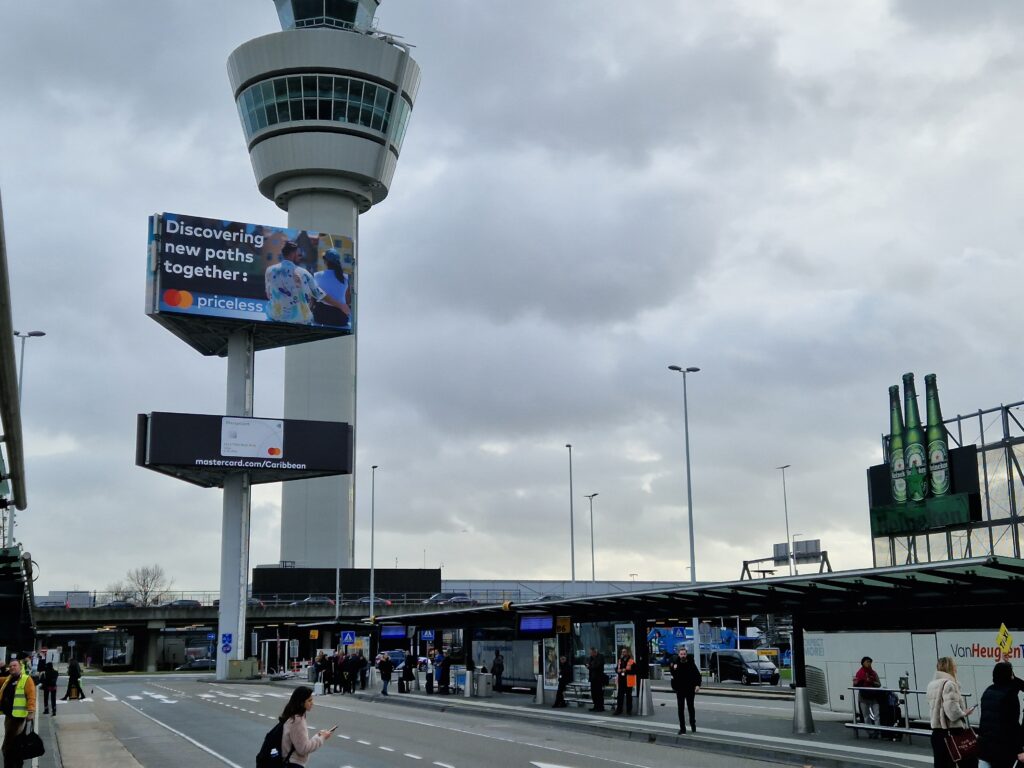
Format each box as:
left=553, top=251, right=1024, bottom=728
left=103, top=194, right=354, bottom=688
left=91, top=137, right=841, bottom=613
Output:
left=256, top=721, right=294, bottom=768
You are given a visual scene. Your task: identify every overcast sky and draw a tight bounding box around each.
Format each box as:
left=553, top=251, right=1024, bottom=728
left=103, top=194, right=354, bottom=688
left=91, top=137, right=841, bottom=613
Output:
left=3, top=1, right=1023, bottom=596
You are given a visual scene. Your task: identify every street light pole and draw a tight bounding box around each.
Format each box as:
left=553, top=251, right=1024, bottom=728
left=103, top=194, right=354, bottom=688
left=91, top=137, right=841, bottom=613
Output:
left=791, top=533, right=803, bottom=576
left=14, top=330, right=45, bottom=404
left=566, top=443, right=576, bottom=581
left=584, top=493, right=598, bottom=581
left=369, top=465, right=378, bottom=618
left=777, top=465, right=793, bottom=576
left=9, top=331, right=44, bottom=547
left=668, top=364, right=701, bottom=668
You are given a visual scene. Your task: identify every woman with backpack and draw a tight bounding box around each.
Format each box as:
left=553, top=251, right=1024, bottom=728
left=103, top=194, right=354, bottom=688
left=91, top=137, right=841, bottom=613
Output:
left=277, top=685, right=333, bottom=766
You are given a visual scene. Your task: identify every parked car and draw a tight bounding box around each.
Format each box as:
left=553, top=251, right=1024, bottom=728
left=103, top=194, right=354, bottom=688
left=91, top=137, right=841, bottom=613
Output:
left=422, top=592, right=476, bottom=606
left=102, top=600, right=137, bottom=609
left=709, top=649, right=780, bottom=685
left=175, top=658, right=216, bottom=671
left=213, top=597, right=265, bottom=609
left=161, top=599, right=202, bottom=608
left=357, top=596, right=392, bottom=607
left=381, top=649, right=406, bottom=669
left=289, top=596, right=335, bottom=606
left=533, top=594, right=563, bottom=602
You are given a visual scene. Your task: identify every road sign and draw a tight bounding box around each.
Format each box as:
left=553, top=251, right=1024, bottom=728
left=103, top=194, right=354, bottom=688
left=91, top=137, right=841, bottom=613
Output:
left=221, top=643, right=232, bottom=654
left=341, top=631, right=356, bottom=645
left=997, top=623, right=1014, bottom=657
left=221, top=633, right=232, bottom=645
left=421, top=630, right=435, bottom=641
left=555, top=617, right=571, bottom=634
left=206, top=633, right=216, bottom=640
left=67, top=640, right=76, bottom=648
left=309, top=629, right=319, bottom=640
left=673, top=627, right=686, bottom=639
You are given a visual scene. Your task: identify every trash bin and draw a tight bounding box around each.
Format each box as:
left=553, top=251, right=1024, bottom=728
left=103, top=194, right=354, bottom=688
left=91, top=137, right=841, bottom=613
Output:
left=307, top=664, right=317, bottom=683
left=649, top=664, right=663, bottom=680
left=477, top=672, right=493, bottom=698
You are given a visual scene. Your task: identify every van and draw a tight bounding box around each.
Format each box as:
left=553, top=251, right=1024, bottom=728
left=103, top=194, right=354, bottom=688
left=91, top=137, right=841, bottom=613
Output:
left=710, top=649, right=780, bottom=685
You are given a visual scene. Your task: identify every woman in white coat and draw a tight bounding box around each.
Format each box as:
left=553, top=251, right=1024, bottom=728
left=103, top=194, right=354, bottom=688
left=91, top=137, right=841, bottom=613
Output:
left=926, top=657, right=977, bottom=768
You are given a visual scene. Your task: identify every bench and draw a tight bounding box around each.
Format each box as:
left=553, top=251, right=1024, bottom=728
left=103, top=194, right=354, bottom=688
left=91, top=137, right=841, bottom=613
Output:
left=846, top=686, right=972, bottom=746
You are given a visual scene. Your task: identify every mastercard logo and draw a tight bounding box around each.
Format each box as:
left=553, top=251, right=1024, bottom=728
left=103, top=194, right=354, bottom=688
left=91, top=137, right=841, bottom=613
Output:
left=267, top=447, right=282, bottom=456
left=163, top=289, right=194, bottom=309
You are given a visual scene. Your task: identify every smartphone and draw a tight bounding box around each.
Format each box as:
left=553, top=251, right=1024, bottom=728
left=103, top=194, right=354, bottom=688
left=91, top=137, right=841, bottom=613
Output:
left=328, top=725, right=338, bottom=733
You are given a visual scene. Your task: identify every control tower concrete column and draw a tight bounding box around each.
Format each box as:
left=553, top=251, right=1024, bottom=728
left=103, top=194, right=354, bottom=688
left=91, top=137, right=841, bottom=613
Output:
left=228, top=0, right=420, bottom=568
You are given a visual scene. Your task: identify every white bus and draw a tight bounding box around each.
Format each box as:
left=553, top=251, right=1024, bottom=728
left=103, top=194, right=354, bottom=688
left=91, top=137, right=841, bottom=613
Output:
left=804, top=628, right=1018, bottom=718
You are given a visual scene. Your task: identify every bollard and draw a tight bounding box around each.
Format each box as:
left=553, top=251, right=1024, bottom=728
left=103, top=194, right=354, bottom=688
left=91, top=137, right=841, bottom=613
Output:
left=793, top=686, right=816, bottom=734
left=463, top=669, right=474, bottom=698
left=535, top=674, right=544, bottom=705
left=414, top=669, right=421, bottom=691
left=639, top=678, right=654, bottom=717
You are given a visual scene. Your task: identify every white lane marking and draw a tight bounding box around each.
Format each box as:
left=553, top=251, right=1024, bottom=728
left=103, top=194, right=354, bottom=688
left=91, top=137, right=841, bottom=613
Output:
left=118, top=699, right=244, bottom=767
left=103, top=696, right=118, bottom=701
left=380, top=745, right=395, bottom=751
left=337, top=734, right=351, bottom=739
left=433, top=762, right=456, bottom=768
left=127, top=696, right=143, bottom=700
left=357, top=739, right=372, bottom=745
left=404, top=753, right=423, bottom=760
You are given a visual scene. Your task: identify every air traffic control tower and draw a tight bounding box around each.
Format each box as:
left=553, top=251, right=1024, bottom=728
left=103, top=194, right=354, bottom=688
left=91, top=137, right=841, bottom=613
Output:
left=228, top=0, right=420, bottom=568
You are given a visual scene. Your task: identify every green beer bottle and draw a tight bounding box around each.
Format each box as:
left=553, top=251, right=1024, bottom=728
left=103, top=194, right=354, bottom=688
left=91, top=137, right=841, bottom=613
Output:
left=902, top=373, right=927, bottom=502
left=888, top=385, right=907, bottom=504
left=924, top=373, right=950, bottom=497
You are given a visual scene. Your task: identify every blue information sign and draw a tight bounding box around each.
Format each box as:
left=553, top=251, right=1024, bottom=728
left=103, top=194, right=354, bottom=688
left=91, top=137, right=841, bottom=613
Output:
left=341, top=631, right=356, bottom=645
left=421, top=630, right=435, bottom=641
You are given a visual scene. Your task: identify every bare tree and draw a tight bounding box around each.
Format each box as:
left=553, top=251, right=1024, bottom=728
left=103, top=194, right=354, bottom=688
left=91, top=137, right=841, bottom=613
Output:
left=107, top=565, right=174, bottom=606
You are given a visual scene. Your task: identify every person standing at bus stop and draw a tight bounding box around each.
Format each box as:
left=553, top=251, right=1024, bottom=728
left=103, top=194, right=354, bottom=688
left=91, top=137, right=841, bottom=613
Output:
left=587, top=648, right=606, bottom=712
left=491, top=650, right=505, bottom=693
left=927, top=657, right=977, bottom=768
left=0, top=659, right=36, bottom=768
left=613, top=648, right=636, bottom=716
left=669, top=646, right=701, bottom=733
left=853, top=656, right=883, bottom=737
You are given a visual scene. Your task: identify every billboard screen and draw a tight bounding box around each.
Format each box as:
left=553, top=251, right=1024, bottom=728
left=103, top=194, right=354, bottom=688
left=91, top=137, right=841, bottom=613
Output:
left=137, top=412, right=353, bottom=488
left=146, top=212, right=355, bottom=355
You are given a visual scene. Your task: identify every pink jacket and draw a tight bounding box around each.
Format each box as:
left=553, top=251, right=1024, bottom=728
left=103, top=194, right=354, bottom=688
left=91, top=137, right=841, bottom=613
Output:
left=281, top=714, right=324, bottom=766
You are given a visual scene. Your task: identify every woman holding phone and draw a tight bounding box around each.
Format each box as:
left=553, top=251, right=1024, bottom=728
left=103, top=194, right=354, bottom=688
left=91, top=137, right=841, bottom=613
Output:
left=280, top=685, right=334, bottom=766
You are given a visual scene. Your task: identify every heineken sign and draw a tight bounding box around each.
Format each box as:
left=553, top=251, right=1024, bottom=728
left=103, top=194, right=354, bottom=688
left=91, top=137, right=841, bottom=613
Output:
left=867, top=373, right=981, bottom=537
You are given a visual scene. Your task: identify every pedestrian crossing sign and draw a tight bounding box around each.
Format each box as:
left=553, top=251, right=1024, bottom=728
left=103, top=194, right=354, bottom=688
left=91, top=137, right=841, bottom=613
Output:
left=341, top=631, right=356, bottom=645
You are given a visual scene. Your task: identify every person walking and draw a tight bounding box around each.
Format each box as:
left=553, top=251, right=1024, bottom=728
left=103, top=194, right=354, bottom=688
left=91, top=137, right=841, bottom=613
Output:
left=587, top=647, right=607, bottom=712
left=853, top=656, right=883, bottom=738
left=61, top=657, right=81, bottom=701
left=41, top=661, right=58, bottom=716
left=0, top=659, right=36, bottom=768
left=491, top=650, right=505, bottom=693
left=439, top=652, right=452, bottom=695
left=668, top=646, right=701, bottom=734
left=321, top=652, right=335, bottom=695
left=614, top=648, right=636, bottom=716
left=377, top=654, right=395, bottom=696
left=926, top=656, right=977, bottom=768
left=553, top=655, right=572, bottom=708
left=977, top=661, right=1024, bottom=768
left=279, top=685, right=334, bottom=766
left=401, top=656, right=416, bottom=693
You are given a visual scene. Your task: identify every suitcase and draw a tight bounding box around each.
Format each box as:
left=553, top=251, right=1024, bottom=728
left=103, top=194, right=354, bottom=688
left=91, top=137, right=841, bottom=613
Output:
left=398, top=679, right=406, bottom=693
left=313, top=672, right=324, bottom=696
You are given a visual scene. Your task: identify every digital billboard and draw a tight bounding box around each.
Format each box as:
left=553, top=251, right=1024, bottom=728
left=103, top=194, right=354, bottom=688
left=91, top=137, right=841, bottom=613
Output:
left=146, top=212, right=355, bottom=355
left=136, top=412, right=353, bottom=488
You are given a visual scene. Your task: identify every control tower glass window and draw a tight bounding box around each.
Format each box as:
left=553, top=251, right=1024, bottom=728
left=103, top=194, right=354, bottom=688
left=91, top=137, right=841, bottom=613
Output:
left=237, top=74, right=409, bottom=151
left=274, top=0, right=376, bottom=30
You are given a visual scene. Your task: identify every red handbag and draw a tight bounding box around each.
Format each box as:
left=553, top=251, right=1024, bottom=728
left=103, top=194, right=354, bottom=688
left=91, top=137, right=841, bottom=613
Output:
left=943, top=727, right=979, bottom=763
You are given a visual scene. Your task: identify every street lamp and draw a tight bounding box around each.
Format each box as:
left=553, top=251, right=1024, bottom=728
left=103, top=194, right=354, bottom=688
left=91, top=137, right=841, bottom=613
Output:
left=369, top=464, right=379, bottom=618
left=777, top=465, right=793, bottom=576
left=584, top=493, right=598, bottom=581
left=566, top=443, right=576, bottom=581
left=668, top=364, right=701, bottom=667
left=9, top=331, right=44, bottom=546
left=13, top=330, right=45, bottom=404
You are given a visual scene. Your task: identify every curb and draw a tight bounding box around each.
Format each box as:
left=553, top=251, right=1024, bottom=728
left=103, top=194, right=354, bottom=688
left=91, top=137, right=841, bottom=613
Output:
left=280, top=683, right=919, bottom=768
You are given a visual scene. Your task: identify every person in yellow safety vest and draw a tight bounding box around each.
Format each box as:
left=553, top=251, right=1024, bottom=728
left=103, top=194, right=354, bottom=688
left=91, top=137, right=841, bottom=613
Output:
left=0, top=659, right=36, bottom=768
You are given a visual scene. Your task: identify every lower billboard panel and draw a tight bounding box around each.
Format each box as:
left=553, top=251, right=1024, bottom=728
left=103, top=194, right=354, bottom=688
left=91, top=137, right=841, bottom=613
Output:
left=137, top=412, right=352, bottom=488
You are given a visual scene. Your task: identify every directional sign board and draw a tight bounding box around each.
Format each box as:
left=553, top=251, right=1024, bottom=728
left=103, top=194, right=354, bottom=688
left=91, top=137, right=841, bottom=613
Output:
left=341, top=631, right=356, bottom=645
left=421, top=630, right=435, bottom=641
